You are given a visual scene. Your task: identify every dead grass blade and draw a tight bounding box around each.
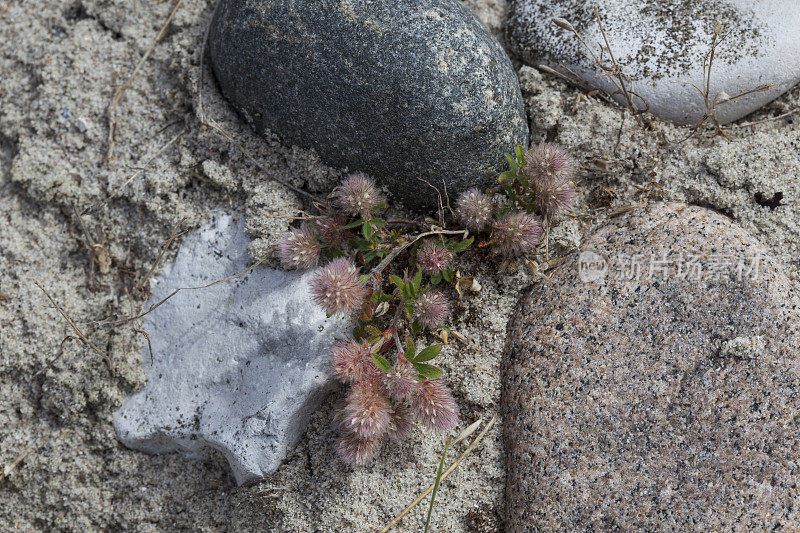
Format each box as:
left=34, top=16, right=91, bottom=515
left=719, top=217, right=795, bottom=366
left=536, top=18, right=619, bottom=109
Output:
left=33, top=281, right=112, bottom=372
left=1, top=448, right=33, bottom=481
left=102, top=257, right=269, bottom=327
left=106, top=0, right=185, bottom=164
left=380, top=415, right=497, bottom=533
left=135, top=216, right=187, bottom=292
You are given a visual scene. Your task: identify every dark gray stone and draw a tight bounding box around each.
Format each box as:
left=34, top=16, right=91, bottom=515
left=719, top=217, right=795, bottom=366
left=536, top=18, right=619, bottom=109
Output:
left=208, top=0, right=528, bottom=211
left=503, top=203, right=800, bottom=530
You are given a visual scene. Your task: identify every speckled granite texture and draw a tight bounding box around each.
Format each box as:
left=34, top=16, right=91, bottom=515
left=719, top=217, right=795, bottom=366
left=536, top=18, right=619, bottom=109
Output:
left=502, top=202, right=800, bottom=530
left=208, top=0, right=528, bottom=211
left=506, top=0, right=800, bottom=124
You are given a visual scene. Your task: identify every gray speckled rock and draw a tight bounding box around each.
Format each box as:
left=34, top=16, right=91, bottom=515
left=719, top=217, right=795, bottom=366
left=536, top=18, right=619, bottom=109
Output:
left=503, top=203, right=800, bottom=530
left=113, top=212, right=350, bottom=485
left=208, top=0, right=528, bottom=211
left=507, top=0, right=800, bottom=124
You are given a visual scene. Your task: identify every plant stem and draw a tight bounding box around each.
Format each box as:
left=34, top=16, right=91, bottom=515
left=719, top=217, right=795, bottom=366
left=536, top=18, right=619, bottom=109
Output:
left=424, top=437, right=452, bottom=532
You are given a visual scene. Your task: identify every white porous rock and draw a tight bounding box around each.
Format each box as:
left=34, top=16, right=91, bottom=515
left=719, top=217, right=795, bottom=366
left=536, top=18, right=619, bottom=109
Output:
left=113, top=212, right=351, bottom=485
left=507, top=0, right=800, bottom=124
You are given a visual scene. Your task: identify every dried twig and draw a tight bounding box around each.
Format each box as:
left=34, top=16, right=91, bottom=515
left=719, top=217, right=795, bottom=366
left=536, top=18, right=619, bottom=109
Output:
left=106, top=0, right=185, bottom=164
left=370, top=229, right=467, bottom=281
left=33, top=281, right=112, bottom=371
left=380, top=415, right=497, bottom=532
left=416, top=177, right=445, bottom=227
left=673, top=22, right=772, bottom=141
left=730, top=107, right=799, bottom=129
left=134, top=329, right=154, bottom=365
left=99, top=257, right=269, bottom=327
left=1, top=448, right=33, bottom=481
left=85, top=125, right=187, bottom=215
left=135, top=217, right=187, bottom=292
left=552, top=10, right=649, bottom=122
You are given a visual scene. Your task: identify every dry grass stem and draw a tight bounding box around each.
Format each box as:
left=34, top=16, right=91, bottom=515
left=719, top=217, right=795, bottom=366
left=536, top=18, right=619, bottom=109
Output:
left=1, top=448, right=33, bottom=481
left=552, top=8, right=649, bottom=122
left=135, top=217, right=187, bottom=292
left=380, top=415, right=497, bottom=532
left=106, top=0, right=185, bottom=164
left=33, top=280, right=112, bottom=371
left=674, top=22, right=772, bottom=141
left=86, top=125, right=187, bottom=215
left=100, top=257, right=269, bottom=327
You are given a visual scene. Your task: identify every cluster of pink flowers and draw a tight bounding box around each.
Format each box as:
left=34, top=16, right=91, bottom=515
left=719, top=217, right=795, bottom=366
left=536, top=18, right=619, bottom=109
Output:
left=455, top=143, right=576, bottom=257
left=331, top=343, right=458, bottom=465
left=520, top=143, right=577, bottom=217
left=277, top=173, right=383, bottom=270
left=276, top=171, right=462, bottom=466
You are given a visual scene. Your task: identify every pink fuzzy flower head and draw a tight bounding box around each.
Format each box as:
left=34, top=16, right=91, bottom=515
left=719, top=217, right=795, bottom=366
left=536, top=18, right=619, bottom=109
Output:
left=386, top=403, right=414, bottom=441
left=522, top=143, right=574, bottom=184
left=414, top=292, right=450, bottom=330
left=315, top=215, right=347, bottom=247
left=456, top=188, right=494, bottom=233
left=491, top=212, right=543, bottom=257
left=384, top=356, right=422, bottom=402
left=417, top=240, right=454, bottom=274
left=522, top=143, right=577, bottom=218
left=335, top=430, right=382, bottom=465
left=334, top=172, right=382, bottom=216
left=310, top=258, right=367, bottom=316
left=343, top=380, right=393, bottom=439
left=277, top=223, right=320, bottom=269
left=412, top=379, right=459, bottom=433
left=532, top=173, right=577, bottom=218
left=330, top=340, right=382, bottom=384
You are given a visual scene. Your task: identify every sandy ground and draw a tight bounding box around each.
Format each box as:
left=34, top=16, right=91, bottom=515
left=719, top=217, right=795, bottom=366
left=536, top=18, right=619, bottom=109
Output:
left=1, top=0, right=798, bottom=531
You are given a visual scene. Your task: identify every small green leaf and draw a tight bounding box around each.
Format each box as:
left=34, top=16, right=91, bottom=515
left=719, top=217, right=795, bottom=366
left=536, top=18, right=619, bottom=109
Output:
left=371, top=218, right=387, bottom=226
left=515, top=145, right=525, bottom=165
left=504, top=152, right=517, bottom=170
left=343, top=219, right=363, bottom=229
left=414, top=363, right=443, bottom=379
left=401, top=284, right=412, bottom=300
left=405, top=337, right=416, bottom=359
left=362, top=222, right=374, bottom=240
left=430, top=272, right=442, bottom=285
left=372, top=354, right=392, bottom=372
left=390, top=275, right=404, bottom=287
left=442, top=268, right=453, bottom=283
left=498, top=171, right=516, bottom=183
left=412, top=320, right=422, bottom=336
left=415, top=345, right=442, bottom=362
left=449, top=236, right=474, bottom=253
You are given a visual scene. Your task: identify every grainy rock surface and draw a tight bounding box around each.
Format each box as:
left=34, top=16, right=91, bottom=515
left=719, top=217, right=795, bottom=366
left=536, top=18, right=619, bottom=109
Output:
left=114, top=212, right=351, bottom=485
left=503, top=203, right=800, bottom=530
left=507, top=0, right=800, bottom=124
left=209, top=0, right=528, bottom=211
